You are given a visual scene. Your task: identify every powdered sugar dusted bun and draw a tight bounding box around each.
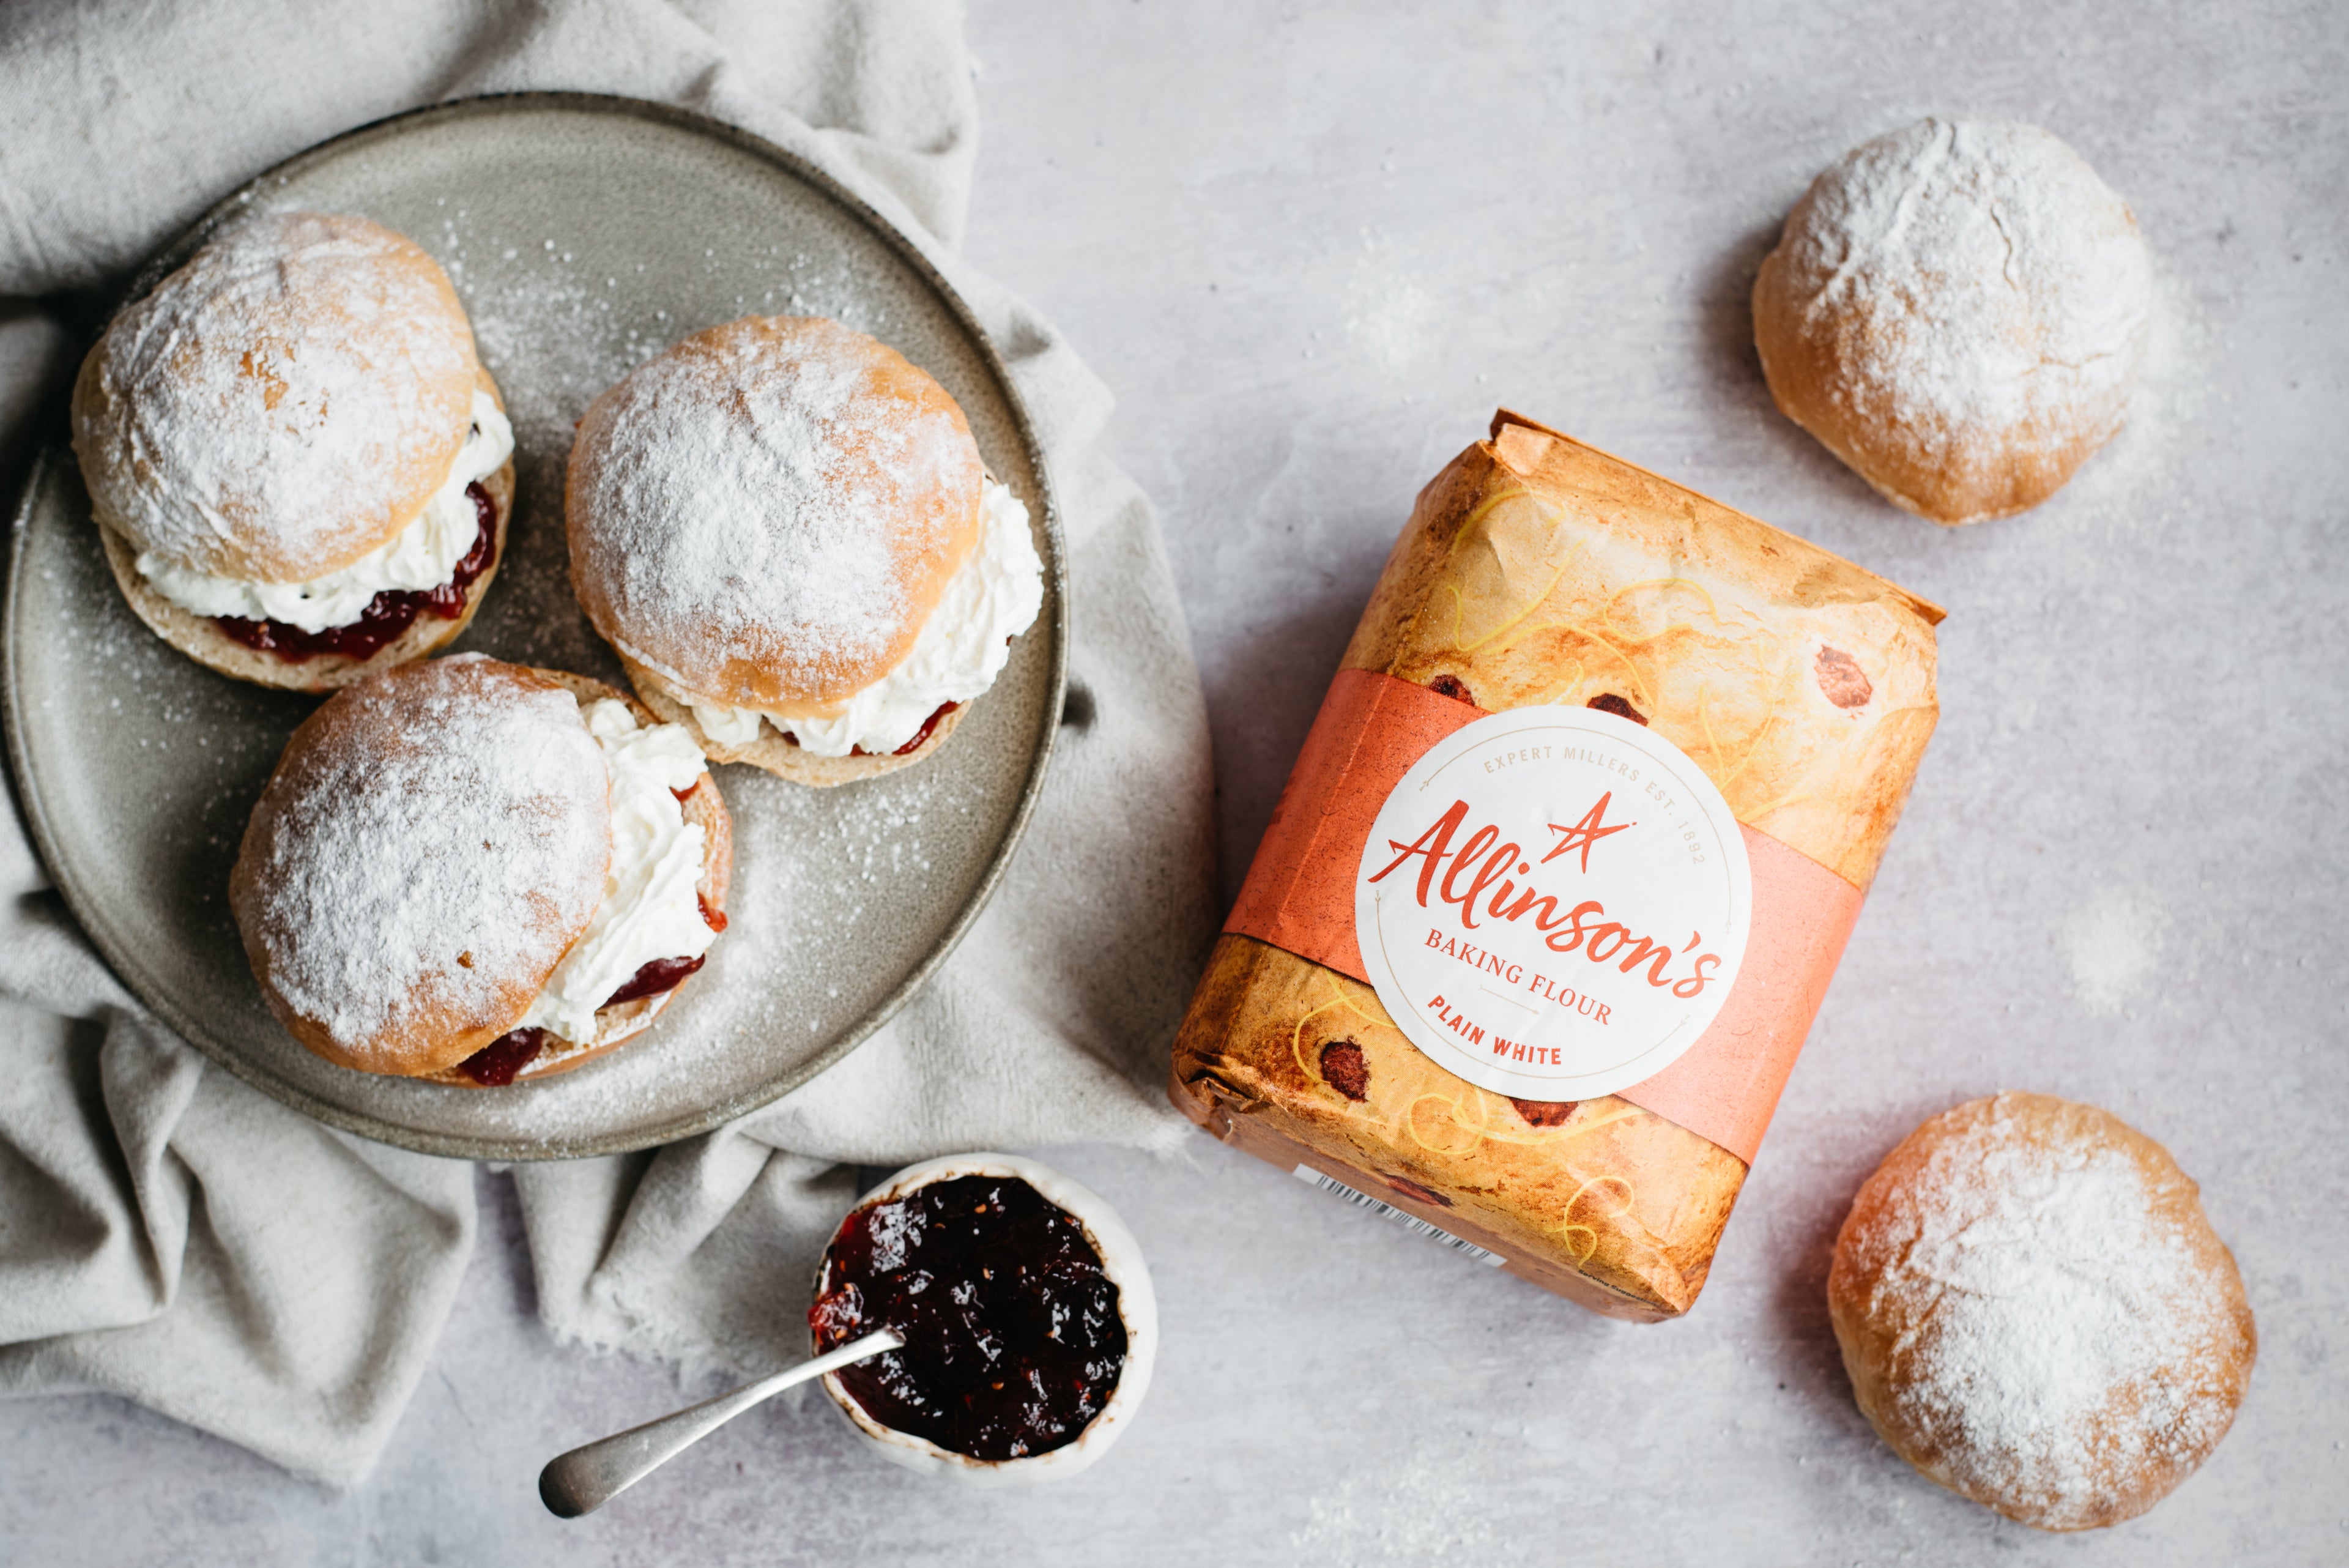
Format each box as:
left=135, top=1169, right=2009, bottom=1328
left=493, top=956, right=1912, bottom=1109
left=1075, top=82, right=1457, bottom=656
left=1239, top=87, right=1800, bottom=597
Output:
left=422, top=668, right=733, bottom=1087
left=566, top=315, right=985, bottom=714
left=230, top=656, right=613, bottom=1077
left=1753, top=121, right=2153, bottom=524
left=1829, top=1093, right=2255, bottom=1531
left=74, top=210, right=482, bottom=581
left=94, top=364, right=515, bottom=694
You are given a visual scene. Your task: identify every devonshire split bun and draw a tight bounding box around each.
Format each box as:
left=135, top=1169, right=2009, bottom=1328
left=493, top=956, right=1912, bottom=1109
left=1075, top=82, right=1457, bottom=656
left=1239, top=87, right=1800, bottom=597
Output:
left=568, top=315, right=1042, bottom=786
left=73, top=210, right=517, bottom=691
left=231, top=655, right=731, bottom=1086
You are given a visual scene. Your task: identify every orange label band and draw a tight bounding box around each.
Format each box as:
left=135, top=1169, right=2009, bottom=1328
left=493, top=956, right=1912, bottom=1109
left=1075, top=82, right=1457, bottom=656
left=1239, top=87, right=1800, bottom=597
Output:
left=1225, top=669, right=1863, bottom=1164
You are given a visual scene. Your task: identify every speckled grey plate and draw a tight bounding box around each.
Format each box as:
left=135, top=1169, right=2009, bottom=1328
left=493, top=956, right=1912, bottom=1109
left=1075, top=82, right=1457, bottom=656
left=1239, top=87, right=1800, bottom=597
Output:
left=1, top=95, right=1064, bottom=1160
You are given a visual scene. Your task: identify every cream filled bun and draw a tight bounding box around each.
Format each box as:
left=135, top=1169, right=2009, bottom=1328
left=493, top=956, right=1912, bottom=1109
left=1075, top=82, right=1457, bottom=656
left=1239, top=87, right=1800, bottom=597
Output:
left=566, top=316, right=1044, bottom=786
left=230, top=654, right=732, bottom=1087
left=72, top=211, right=517, bottom=694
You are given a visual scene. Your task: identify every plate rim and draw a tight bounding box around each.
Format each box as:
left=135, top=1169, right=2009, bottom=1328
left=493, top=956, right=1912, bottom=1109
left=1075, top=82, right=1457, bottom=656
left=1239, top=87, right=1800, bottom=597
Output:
left=1, top=91, right=1069, bottom=1162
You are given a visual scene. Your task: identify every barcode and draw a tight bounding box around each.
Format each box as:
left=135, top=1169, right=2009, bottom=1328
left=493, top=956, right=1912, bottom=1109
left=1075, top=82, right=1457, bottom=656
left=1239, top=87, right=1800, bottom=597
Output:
left=1291, top=1165, right=1507, bottom=1266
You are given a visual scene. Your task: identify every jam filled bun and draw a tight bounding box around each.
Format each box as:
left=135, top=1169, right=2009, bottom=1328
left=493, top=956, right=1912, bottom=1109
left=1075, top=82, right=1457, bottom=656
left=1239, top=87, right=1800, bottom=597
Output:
left=566, top=316, right=1044, bottom=786
left=230, top=655, right=732, bottom=1086
left=72, top=211, right=518, bottom=693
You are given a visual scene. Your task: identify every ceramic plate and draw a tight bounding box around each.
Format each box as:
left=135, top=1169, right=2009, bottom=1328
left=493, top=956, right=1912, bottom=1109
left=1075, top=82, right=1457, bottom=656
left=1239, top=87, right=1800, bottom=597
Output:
left=1, top=95, right=1064, bottom=1159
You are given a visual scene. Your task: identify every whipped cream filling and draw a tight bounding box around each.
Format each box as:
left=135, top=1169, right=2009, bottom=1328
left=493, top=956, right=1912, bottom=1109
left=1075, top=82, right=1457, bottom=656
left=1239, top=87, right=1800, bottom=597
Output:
left=688, top=478, right=1044, bottom=757
left=518, top=700, right=716, bottom=1045
left=138, top=388, right=514, bottom=633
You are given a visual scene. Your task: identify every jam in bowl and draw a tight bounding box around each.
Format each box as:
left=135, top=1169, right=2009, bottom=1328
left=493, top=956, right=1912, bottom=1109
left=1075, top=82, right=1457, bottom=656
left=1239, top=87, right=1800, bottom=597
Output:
left=809, top=1153, right=1157, bottom=1484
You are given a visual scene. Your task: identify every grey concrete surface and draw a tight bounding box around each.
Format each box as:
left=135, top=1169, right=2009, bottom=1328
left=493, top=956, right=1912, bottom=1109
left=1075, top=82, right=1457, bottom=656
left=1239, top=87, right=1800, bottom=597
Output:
left=2, top=1, right=2343, bottom=1562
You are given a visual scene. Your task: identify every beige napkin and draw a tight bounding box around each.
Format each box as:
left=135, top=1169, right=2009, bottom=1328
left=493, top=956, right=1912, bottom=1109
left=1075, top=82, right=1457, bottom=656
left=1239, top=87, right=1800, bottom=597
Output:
left=0, top=0, right=1212, bottom=1485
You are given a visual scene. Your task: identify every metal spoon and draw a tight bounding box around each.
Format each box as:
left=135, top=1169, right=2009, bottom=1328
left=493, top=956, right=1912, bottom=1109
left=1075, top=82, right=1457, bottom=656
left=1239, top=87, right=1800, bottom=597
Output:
left=538, top=1328, right=904, bottom=1517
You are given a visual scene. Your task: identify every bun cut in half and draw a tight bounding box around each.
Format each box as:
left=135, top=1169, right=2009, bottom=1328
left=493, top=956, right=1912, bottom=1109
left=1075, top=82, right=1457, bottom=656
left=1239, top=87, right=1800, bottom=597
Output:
left=231, top=655, right=732, bottom=1083
left=568, top=315, right=983, bottom=710
left=568, top=316, right=1042, bottom=786
left=73, top=210, right=518, bottom=691
left=617, top=655, right=971, bottom=787
left=426, top=667, right=734, bottom=1088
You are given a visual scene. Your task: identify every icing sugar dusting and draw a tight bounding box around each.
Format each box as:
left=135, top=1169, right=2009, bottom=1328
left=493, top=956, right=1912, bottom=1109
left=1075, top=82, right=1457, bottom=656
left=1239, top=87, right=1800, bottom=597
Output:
left=1778, top=119, right=2152, bottom=463
left=76, top=210, right=477, bottom=581
left=866, top=1197, right=922, bottom=1272
left=239, top=655, right=610, bottom=1065
left=568, top=317, right=973, bottom=702
left=1849, top=1097, right=2244, bottom=1529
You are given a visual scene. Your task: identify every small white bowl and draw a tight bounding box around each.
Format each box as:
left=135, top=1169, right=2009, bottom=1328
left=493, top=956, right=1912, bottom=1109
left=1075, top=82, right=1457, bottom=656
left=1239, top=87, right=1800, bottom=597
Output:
left=812, top=1152, right=1157, bottom=1486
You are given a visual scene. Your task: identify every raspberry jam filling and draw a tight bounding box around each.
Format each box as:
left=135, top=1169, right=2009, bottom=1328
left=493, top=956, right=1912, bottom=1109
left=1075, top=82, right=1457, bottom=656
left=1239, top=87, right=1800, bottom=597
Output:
left=455, top=890, right=726, bottom=1086
left=809, top=1174, right=1127, bottom=1462
left=600, top=954, right=707, bottom=1008
left=779, top=700, right=957, bottom=757
left=215, top=481, right=497, bottom=664
left=458, top=1027, right=550, bottom=1088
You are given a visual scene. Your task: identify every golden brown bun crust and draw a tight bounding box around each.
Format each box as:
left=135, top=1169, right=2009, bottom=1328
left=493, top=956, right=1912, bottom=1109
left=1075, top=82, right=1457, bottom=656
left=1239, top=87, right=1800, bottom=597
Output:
left=618, top=652, right=964, bottom=787
left=423, top=670, right=733, bottom=1087
left=94, top=365, right=512, bottom=693
left=73, top=211, right=481, bottom=580
left=1829, top=1093, right=2255, bottom=1531
left=1752, top=262, right=2115, bottom=525
left=231, top=656, right=612, bottom=1077
left=1750, top=121, right=2153, bottom=526
left=566, top=315, right=984, bottom=712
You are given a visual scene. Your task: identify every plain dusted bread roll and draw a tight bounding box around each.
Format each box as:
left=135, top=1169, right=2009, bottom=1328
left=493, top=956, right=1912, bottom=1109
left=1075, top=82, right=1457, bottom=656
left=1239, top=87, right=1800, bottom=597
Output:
left=74, top=210, right=481, bottom=583
left=1830, top=1093, right=2255, bottom=1531
left=231, top=656, right=614, bottom=1077
left=567, top=315, right=984, bottom=716
left=1753, top=120, right=2153, bottom=524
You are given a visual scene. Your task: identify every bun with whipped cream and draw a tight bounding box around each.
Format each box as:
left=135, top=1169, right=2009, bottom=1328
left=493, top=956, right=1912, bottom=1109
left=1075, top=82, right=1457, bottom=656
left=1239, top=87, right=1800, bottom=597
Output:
left=565, top=316, right=1044, bottom=785
left=72, top=210, right=517, bottom=693
left=229, top=654, right=731, bottom=1087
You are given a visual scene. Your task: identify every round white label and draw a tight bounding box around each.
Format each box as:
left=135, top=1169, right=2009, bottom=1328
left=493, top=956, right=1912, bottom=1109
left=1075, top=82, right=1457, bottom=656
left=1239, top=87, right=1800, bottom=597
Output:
left=1353, top=705, right=1751, bottom=1101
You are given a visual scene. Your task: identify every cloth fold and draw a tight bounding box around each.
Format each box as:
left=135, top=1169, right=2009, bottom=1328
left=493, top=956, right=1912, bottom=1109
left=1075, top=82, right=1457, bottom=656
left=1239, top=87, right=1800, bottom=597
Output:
left=0, top=0, right=1213, bottom=1486
left=0, top=1003, right=480, bottom=1481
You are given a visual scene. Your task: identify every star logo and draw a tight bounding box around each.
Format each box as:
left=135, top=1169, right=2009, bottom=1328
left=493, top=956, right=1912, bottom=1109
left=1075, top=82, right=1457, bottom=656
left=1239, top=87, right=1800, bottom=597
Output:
left=1540, top=791, right=1634, bottom=874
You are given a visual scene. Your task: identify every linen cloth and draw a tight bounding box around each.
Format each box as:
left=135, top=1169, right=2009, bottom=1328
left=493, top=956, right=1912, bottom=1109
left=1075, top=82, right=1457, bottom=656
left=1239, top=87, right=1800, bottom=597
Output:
left=0, top=0, right=1212, bottom=1486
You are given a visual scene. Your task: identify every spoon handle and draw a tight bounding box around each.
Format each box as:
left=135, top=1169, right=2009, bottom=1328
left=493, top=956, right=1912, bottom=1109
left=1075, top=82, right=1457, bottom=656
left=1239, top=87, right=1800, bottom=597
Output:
left=539, top=1328, right=904, bottom=1517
